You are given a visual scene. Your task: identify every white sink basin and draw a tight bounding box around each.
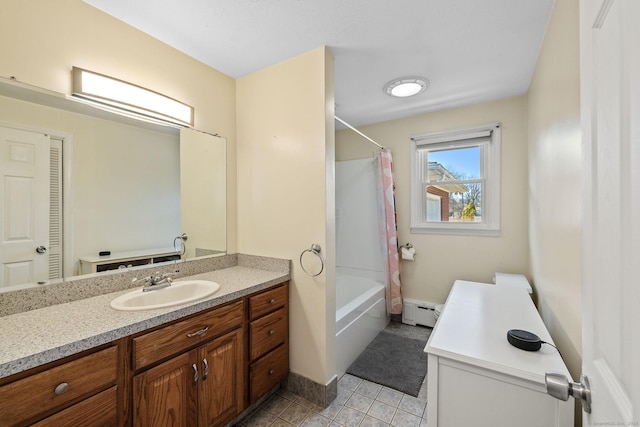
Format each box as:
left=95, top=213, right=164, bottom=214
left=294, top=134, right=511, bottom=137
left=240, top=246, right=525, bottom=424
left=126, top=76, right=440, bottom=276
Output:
left=110, top=280, right=220, bottom=311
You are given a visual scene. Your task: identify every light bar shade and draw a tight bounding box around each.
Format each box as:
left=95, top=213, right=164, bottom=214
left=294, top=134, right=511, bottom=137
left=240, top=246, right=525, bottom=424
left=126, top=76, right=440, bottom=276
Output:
left=72, top=67, right=194, bottom=126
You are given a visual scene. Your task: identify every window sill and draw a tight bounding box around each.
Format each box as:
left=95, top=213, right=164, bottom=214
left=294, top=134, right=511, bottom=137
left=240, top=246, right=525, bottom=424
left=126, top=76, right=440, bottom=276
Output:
left=410, top=225, right=500, bottom=237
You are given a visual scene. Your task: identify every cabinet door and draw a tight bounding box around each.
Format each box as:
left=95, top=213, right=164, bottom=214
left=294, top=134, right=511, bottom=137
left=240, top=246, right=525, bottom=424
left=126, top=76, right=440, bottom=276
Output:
left=133, top=350, right=198, bottom=427
left=198, top=329, right=244, bottom=427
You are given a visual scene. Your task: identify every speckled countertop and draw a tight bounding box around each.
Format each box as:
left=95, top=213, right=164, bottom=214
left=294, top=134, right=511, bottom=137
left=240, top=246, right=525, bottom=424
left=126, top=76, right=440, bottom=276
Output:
left=0, top=265, right=289, bottom=379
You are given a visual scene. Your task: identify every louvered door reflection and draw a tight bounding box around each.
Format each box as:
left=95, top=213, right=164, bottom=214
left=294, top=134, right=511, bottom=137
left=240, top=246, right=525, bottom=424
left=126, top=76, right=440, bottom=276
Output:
left=48, top=139, right=63, bottom=280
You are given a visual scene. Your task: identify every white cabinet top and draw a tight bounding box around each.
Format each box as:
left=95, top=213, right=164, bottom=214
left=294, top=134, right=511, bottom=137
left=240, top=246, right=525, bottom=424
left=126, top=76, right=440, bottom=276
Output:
left=78, top=247, right=179, bottom=263
left=425, top=280, right=571, bottom=384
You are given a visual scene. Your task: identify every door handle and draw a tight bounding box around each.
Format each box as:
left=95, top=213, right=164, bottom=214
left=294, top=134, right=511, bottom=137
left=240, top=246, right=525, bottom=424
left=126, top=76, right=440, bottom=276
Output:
left=202, top=358, right=209, bottom=380
left=545, top=371, right=592, bottom=413
left=35, top=246, right=47, bottom=254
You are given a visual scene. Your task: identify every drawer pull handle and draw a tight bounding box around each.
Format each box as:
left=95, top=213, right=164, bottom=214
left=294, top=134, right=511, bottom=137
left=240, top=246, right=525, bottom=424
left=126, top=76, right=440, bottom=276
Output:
left=54, top=382, right=68, bottom=395
left=192, top=364, right=199, bottom=384
left=202, top=358, right=209, bottom=380
left=269, top=329, right=275, bottom=336
left=269, top=299, right=276, bottom=305
left=187, top=326, right=209, bottom=338
left=268, top=369, right=274, bottom=375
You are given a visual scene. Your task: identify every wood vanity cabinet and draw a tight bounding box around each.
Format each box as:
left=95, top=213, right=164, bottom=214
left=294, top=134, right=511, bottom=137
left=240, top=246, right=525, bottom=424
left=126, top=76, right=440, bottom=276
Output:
left=130, top=282, right=290, bottom=426
left=131, top=300, right=245, bottom=427
left=0, top=281, right=289, bottom=427
left=248, top=283, right=289, bottom=403
left=0, top=344, right=120, bottom=427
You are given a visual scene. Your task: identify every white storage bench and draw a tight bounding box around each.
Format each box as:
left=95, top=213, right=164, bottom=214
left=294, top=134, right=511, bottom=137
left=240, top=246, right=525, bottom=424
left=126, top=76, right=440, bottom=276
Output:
left=424, top=280, right=573, bottom=427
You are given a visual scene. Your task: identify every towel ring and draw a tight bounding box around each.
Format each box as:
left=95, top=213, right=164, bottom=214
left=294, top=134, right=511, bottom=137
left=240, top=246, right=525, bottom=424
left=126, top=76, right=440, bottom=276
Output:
left=300, top=243, right=324, bottom=277
left=173, top=233, right=188, bottom=256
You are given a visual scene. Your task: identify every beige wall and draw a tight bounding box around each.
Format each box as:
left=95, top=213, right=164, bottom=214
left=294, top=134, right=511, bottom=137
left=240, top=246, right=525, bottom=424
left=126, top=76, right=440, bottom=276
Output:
left=527, top=0, right=582, bottom=385
left=337, top=96, right=530, bottom=305
left=0, top=0, right=238, bottom=252
left=237, top=48, right=336, bottom=385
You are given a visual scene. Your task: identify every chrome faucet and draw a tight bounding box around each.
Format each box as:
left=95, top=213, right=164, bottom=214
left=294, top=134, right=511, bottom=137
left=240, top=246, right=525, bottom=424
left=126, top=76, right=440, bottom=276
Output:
left=133, top=271, right=174, bottom=292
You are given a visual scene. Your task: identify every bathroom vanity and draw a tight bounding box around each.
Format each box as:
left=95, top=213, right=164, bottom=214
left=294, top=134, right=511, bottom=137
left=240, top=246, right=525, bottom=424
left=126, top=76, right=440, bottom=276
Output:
left=425, top=280, right=573, bottom=427
left=0, top=259, right=289, bottom=426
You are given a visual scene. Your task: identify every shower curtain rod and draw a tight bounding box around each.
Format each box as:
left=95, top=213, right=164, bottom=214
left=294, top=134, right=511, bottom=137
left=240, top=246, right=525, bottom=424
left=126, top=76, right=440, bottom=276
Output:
left=335, top=116, right=384, bottom=150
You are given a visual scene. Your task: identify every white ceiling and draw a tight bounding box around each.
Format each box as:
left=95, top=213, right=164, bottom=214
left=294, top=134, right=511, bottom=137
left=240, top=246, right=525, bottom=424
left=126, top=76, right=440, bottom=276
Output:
left=84, top=0, right=554, bottom=127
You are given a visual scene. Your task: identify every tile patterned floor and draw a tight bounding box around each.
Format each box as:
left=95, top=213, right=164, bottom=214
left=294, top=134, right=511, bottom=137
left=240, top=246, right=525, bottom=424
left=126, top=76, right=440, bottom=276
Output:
left=240, top=323, right=431, bottom=427
left=240, top=374, right=428, bottom=427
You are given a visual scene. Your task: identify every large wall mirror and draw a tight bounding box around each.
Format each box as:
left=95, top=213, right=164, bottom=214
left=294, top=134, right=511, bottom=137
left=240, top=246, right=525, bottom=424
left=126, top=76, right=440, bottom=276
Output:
left=0, top=78, right=226, bottom=291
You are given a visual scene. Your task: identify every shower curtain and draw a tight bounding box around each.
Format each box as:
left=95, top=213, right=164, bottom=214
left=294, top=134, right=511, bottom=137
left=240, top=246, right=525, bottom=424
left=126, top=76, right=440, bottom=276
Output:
left=378, top=149, right=402, bottom=314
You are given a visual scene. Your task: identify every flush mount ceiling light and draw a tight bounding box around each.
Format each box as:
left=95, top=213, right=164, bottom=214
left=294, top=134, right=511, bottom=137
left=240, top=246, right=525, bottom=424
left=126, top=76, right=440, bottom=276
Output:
left=71, top=67, right=194, bottom=127
left=384, top=76, right=429, bottom=98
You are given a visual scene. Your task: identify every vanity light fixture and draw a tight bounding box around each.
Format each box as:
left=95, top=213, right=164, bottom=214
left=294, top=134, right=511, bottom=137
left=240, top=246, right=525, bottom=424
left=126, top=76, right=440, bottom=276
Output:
left=384, top=76, right=429, bottom=98
left=71, top=67, right=194, bottom=127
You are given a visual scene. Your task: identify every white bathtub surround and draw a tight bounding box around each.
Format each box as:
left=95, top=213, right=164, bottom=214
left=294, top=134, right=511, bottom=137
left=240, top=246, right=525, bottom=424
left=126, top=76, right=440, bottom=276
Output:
left=336, top=158, right=393, bottom=378
left=335, top=274, right=389, bottom=377
left=335, top=160, right=386, bottom=275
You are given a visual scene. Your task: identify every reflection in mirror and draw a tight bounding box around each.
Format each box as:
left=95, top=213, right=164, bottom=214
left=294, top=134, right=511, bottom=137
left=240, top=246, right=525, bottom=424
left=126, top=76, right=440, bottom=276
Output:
left=180, top=129, right=226, bottom=259
left=0, top=79, right=226, bottom=292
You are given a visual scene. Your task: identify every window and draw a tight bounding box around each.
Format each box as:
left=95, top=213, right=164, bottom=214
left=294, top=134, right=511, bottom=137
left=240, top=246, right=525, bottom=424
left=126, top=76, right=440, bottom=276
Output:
left=410, top=123, right=500, bottom=236
left=426, top=193, right=442, bottom=222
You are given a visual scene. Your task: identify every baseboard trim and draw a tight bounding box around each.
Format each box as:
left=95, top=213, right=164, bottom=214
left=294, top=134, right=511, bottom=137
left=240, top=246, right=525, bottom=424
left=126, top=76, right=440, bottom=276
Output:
left=281, top=371, right=338, bottom=408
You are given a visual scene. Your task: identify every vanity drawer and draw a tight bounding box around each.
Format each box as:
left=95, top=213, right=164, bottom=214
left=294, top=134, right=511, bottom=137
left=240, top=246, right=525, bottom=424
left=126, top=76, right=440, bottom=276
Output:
left=133, top=300, right=244, bottom=369
left=31, top=386, right=117, bottom=427
left=0, top=346, right=117, bottom=426
left=249, top=284, right=288, bottom=320
left=249, top=344, right=288, bottom=403
left=250, top=307, right=288, bottom=361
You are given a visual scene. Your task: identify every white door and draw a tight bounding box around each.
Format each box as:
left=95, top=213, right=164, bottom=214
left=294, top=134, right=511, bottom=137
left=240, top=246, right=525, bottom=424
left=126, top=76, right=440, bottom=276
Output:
left=580, top=0, right=640, bottom=422
left=0, top=126, right=50, bottom=288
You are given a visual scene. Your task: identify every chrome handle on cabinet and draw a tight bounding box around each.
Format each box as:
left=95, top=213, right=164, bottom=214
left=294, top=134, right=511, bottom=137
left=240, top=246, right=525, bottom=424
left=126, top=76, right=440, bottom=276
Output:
left=54, top=382, right=68, bottom=395
left=192, top=363, right=199, bottom=384
left=269, top=329, right=275, bottom=336
left=35, top=245, right=47, bottom=254
left=269, top=299, right=276, bottom=305
left=545, top=371, right=592, bottom=414
left=268, top=369, right=275, bottom=375
left=202, top=358, right=209, bottom=380
left=186, top=326, right=209, bottom=338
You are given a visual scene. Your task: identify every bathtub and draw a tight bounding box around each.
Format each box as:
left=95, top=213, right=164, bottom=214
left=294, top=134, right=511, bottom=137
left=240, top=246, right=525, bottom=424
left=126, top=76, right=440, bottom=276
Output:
left=335, top=274, right=389, bottom=377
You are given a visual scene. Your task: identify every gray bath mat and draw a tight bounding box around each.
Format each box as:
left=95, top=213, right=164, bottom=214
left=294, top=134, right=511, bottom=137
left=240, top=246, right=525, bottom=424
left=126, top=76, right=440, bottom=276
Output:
left=346, top=331, right=427, bottom=397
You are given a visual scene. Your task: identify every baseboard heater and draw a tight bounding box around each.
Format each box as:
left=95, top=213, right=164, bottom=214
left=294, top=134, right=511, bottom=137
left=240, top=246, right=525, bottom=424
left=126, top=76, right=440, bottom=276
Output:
left=402, top=299, right=436, bottom=328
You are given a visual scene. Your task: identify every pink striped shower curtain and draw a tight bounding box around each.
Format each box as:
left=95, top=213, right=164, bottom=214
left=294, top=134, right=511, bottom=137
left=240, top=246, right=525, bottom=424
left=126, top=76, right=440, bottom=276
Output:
left=378, top=149, right=402, bottom=314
